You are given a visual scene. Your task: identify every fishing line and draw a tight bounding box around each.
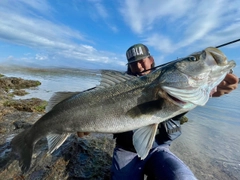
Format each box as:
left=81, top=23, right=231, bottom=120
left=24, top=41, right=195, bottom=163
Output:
left=139, top=38, right=240, bottom=74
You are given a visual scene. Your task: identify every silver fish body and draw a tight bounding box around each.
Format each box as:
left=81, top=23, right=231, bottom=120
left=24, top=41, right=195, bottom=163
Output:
left=11, top=47, right=236, bottom=173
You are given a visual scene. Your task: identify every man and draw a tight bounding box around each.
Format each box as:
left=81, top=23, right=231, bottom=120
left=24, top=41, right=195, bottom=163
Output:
left=109, top=43, right=239, bottom=180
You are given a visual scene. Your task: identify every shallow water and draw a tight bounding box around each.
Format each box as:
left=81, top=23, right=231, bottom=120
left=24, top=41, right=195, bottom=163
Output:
left=1, top=66, right=239, bottom=179
left=0, top=66, right=100, bottom=100
left=171, top=88, right=240, bottom=179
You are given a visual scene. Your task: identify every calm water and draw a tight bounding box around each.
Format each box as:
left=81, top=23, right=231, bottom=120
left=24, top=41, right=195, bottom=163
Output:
left=1, top=66, right=240, bottom=179
left=0, top=66, right=101, bottom=100
left=171, top=88, right=240, bottom=179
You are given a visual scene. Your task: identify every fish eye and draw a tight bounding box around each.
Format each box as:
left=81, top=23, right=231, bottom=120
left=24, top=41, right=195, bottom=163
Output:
left=187, top=56, right=197, bottom=61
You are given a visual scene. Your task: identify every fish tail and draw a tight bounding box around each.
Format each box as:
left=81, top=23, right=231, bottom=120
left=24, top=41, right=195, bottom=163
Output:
left=11, top=128, right=35, bottom=173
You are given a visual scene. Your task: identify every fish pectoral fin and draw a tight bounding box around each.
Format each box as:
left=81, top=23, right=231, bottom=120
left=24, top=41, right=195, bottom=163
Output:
left=47, top=133, right=71, bottom=154
left=133, top=123, right=158, bottom=160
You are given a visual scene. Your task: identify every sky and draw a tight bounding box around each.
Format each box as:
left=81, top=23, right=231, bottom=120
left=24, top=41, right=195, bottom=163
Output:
left=0, top=0, right=240, bottom=73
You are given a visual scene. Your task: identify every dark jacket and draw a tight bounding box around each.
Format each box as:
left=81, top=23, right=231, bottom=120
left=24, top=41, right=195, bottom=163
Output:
left=114, top=113, right=185, bottom=152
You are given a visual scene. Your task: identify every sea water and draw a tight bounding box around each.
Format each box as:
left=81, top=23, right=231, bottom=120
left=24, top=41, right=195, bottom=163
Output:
left=0, top=66, right=239, bottom=179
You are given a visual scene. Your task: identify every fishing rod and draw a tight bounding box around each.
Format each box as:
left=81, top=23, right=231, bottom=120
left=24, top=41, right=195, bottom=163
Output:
left=215, top=38, right=240, bottom=48
left=141, top=38, right=240, bottom=73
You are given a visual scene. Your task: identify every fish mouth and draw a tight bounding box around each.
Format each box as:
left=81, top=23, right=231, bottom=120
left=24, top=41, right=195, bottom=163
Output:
left=206, top=47, right=228, bottom=66
left=166, top=93, right=187, bottom=105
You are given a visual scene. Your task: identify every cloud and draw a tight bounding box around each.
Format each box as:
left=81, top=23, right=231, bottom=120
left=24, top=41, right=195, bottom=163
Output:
left=0, top=0, right=124, bottom=69
left=120, top=0, right=194, bottom=34
left=0, top=0, right=53, bottom=16
left=0, top=7, right=84, bottom=47
left=0, top=0, right=84, bottom=48
left=87, top=0, right=119, bottom=33
left=0, top=0, right=239, bottom=71
left=144, top=34, right=174, bottom=53
left=120, top=0, right=240, bottom=57
left=35, top=54, right=49, bottom=61
left=91, top=0, right=109, bottom=19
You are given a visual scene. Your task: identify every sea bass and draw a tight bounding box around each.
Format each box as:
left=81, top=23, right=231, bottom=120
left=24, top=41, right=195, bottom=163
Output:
left=11, top=47, right=236, bottom=173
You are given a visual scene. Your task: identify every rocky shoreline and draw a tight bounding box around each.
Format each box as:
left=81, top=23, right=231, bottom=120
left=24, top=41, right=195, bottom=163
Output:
left=0, top=74, right=115, bottom=180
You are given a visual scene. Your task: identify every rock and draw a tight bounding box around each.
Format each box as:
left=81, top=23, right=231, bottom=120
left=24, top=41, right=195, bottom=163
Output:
left=0, top=134, right=115, bottom=180
left=3, top=98, right=48, bottom=112
left=0, top=77, right=41, bottom=91
left=12, top=89, right=29, bottom=96
left=180, top=116, right=188, bottom=125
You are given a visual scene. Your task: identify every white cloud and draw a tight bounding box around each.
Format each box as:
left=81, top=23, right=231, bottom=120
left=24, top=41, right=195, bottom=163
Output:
left=0, top=0, right=239, bottom=70
left=144, top=34, right=175, bottom=53
left=120, top=0, right=194, bottom=34
left=120, top=0, right=240, bottom=57
left=35, top=54, right=48, bottom=61
left=93, top=0, right=109, bottom=19
left=0, top=11, right=85, bottom=47
left=0, top=0, right=124, bottom=69
left=87, top=0, right=119, bottom=33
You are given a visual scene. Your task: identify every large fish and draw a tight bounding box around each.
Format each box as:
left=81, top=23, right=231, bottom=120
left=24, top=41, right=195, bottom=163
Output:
left=11, top=47, right=236, bottom=173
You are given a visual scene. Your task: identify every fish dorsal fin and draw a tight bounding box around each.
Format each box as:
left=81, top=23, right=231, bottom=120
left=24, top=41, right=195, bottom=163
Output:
left=133, top=123, right=158, bottom=160
left=97, top=70, right=135, bottom=89
left=47, top=133, right=71, bottom=154
left=46, top=92, right=80, bottom=112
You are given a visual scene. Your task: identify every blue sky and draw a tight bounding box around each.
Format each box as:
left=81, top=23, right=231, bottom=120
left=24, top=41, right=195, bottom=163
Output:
left=0, top=0, right=240, bottom=72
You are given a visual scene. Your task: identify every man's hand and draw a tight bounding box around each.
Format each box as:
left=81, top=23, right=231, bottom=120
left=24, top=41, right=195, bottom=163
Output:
left=212, top=73, right=239, bottom=97
left=77, top=132, right=90, bottom=138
